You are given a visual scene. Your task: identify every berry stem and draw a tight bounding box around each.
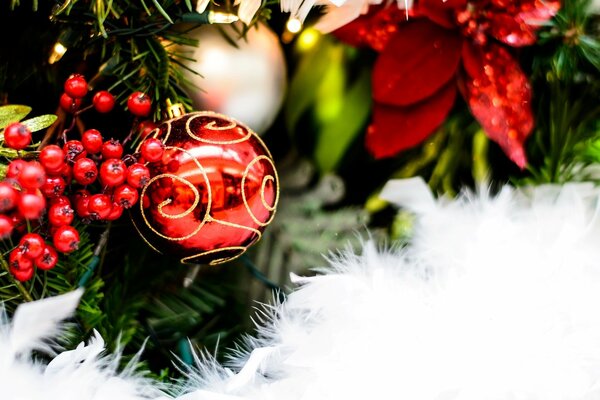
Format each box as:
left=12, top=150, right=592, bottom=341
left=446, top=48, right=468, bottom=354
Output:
left=61, top=116, right=78, bottom=144
left=0, top=253, right=33, bottom=302
left=122, top=117, right=139, bottom=147
left=74, top=104, right=94, bottom=116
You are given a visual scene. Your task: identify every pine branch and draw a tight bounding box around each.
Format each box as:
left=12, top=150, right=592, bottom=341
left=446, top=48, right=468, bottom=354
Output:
left=525, top=0, right=600, bottom=183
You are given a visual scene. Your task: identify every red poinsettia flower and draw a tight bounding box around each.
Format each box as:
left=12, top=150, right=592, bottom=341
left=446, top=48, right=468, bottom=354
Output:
left=335, top=0, right=560, bottom=168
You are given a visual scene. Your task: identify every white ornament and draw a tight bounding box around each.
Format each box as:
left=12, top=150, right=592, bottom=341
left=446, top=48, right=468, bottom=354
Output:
left=178, top=23, right=287, bottom=135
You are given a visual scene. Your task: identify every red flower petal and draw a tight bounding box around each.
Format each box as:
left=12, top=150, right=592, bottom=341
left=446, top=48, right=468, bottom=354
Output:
left=334, top=14, right=373, bottom=48
left=460, top=43, right=533, bottom=168
left=516, top=0, right=561, bottom=24
left=461, top=39, right=482, bottom=79
left=415, top=0, right=467, bottom=28
left=364, top=6, right=409, bottom=51
left=366, top=82, right=457, bottom=159
left=373, top=19, right=462, bottom=106
left=334, top=6, right=407, bottom=51
left=489, top=0, right=561, bottom=47
left=488, top=12, right=538, bottom=46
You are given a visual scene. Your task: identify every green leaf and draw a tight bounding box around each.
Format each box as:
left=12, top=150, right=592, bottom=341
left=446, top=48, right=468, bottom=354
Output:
left=472, top=129, right=489, bottom=184
left=314, top=69, right=371, bottom=172
left=0, top=105, right=32, bottom=130
left=21, top=115, right=58, bottom=133
left=314, top=47, right=345, bottom=124
left=285, top=37, right=336, bottom=135
left=151, top=0, right=174, bottom=24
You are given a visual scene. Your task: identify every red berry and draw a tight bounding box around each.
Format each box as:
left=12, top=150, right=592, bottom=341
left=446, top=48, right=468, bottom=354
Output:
left=9, top=249, right=33, bottom=281
left=99, top=159, right=126, bottom=187
left=6, top=159, right=26, bottom=179
left=101, top=139, right=123, bottom=159
left=140, top=138, right=164, bottom=162
left=49, top=162, right=73, bottom=184
left=19, top=162, right=46, bottom=190
left=0, top=215, right=13, bottom=238
left=59, top=93, right=82, bottom=113
left=73, top=158, right=98, bottom=185
left=4, top=122, right=32, bottom=150
left=63, top=140, right=87, bottom=162
left=39, top=145, right=66, bottom=170
left=87, top=193, right=112, bottom=220
left=50, top=195, right=71, bottom=207
left=11, top=265, right=34, bottom=281
left=0, top=182, right=19, bottom=212
left=113, top=184, right=139, bottom=209
left=53, top=225, right=80, bottom=253
left=72, top=189, right=91, bottom=218
left=127, top=92, right=152, bottom=117
left=82, top=129, right=104, bottom=154
left=48, top=203, right=74, bottom=226
left=106, top=203, right=123, bottom=221
left=35, top=245, right=58, bottom=270
left=92, top=91, right=115, bottom=113
left=138, top=120, right=158, bottom=139
left=127, top=163, right=150, bottom=188
left=19, top=233, right=45, bottom=259
left=41, top=176, right=66, bottom=198
left=64, top=74, right=88, bottom=98
left=18, top=191, right=46, bottom=219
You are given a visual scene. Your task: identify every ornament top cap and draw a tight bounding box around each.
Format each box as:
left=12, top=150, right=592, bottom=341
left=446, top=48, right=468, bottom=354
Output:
left=164, top=99, right=186, bottom=119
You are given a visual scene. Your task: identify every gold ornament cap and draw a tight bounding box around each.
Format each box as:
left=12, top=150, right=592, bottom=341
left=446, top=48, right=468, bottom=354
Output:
left=164, top=99, right=186, bottom=119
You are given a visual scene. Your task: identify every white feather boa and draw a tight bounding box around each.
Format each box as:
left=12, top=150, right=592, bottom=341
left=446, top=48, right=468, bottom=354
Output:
left=3, top=180, right=600, bottom=399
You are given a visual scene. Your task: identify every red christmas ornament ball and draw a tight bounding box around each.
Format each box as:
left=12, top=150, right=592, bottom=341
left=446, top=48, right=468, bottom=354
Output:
left=132, top=111, right=279, bottom=265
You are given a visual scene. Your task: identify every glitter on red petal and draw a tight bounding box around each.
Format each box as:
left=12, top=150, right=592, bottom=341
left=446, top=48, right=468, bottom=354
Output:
left=460, top=44, right=533, bottom=168
left=517, top=0, right=561, bottom=25
left=333, top=6, right=410, bottom=51
left=372, top=19, right=462, bottom=106
left=366, top=83, right=457, bottom=159
left=488, top=0, right=560, bottom=47
left=363, top=6, right=409, bottom=51
left=488, top=12, right=538, bottom=46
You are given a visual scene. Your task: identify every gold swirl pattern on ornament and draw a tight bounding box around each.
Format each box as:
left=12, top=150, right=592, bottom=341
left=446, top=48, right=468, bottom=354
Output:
left=139, top=146, right=213, bottom=242
left=180, top=246, right=247, bottom=266
left=260, top=176, right=276, bottom=211
left=241, top=155, right=280, bottom=227
left=185, top=113, right=252, bottom=145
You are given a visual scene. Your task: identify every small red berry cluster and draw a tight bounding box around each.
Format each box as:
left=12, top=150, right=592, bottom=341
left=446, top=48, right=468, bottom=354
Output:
left=0, top=74, right=165, bottom=282
left=59, top=73, right=152, bottom=118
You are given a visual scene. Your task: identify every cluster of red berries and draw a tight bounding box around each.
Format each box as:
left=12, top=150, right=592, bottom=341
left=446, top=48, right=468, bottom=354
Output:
left=59, top=74, right=152, bottom=118
left=0, top=156, right=80, bottom=281
left=0, top=74, right=165, bottom=282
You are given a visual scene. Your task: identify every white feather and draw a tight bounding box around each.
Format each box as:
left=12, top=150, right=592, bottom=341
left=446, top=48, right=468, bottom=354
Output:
left=180, top=181, right=600, bottom=399
left=8, top=288, right=83, bottom=356
left=0, top=291, right=167, bottom=400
